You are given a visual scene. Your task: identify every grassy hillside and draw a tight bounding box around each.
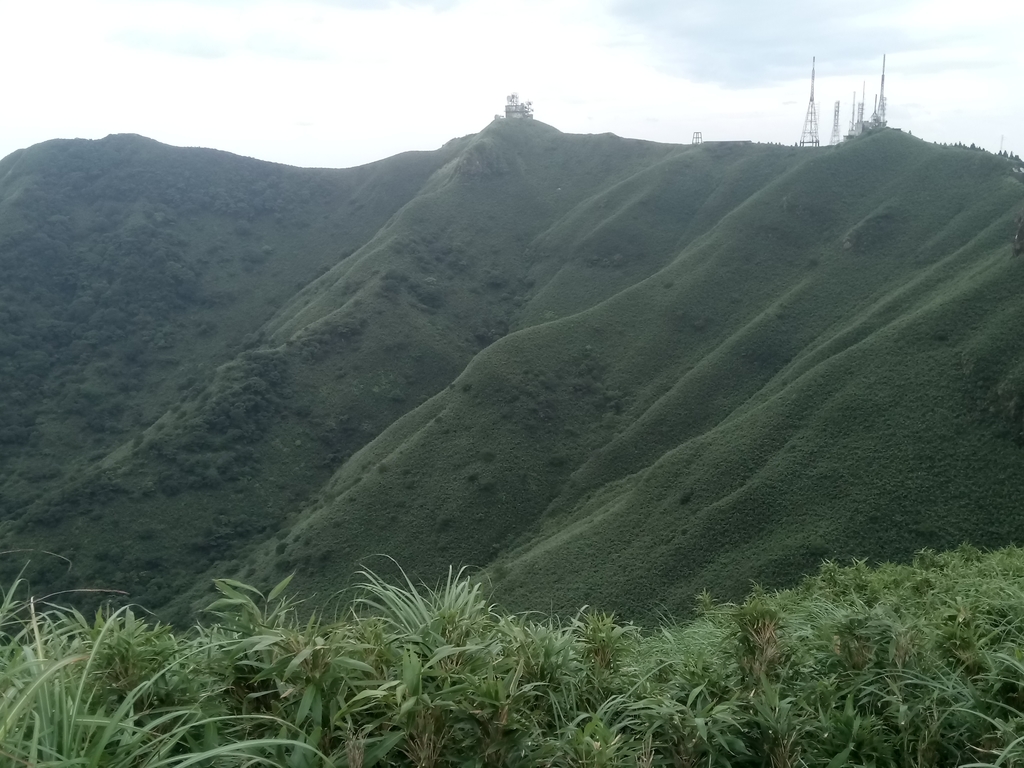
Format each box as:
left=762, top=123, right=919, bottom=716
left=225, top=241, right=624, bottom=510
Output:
left=0, top=133, right=464, bottom=608
left=0, top=131, right=455, bottom=496
left=1, top=124, right=1022, bottom=624
left=6, top=547, right=1024, bottom=766
left=264, top=128, right=1024, bottom=618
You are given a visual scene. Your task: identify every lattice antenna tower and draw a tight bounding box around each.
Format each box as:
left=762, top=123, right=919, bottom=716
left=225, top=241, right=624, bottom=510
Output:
left=799, top=57, right=820, bottom=147
left=830, top=101, right=841, bottom=146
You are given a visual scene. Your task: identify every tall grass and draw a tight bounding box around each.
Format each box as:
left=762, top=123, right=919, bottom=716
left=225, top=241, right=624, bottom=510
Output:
left=0, top=582, right=315, bottom=767
left=4, top=546, right=1024, bottom=765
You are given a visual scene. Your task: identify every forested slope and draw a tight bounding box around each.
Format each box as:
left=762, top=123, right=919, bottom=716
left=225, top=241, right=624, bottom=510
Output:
left=1, top=123, right=1022, bottom=622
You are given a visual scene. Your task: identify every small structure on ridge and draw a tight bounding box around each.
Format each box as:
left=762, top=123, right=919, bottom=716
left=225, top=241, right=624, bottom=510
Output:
left=504, top=93, right=534, bottom=119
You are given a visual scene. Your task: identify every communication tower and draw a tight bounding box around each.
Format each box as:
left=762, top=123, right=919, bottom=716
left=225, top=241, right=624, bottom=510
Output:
left=844, top=82, right=866, bottom=139
left=799, top=57, right=820, bottom=147
left=840, top=56, right=891, bottom=142
left=504, top=93, right=534, bottom=119
left=830, top=101, right=841, bottom=146
left=866, top=55, right=887, bottom=130
left=878, top=55, right=887, bottom=124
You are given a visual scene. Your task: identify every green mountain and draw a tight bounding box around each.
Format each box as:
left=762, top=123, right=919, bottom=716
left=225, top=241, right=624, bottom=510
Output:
left=1, top=122, right=1022, bottom=622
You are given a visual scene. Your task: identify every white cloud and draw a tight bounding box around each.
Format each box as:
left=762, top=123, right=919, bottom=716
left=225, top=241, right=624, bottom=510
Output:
left=110, top=29, right=232, bottom=59
left=606, top=0, right=1020, bottom=87
left=0, top=0, right=1022, bottom=167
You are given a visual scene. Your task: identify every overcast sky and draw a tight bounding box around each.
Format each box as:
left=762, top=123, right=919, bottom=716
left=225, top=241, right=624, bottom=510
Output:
left=2, top=0, right=1021, bottom=169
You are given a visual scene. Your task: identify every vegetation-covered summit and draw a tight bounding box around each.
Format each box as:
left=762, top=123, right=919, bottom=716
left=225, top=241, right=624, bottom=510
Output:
left=1, top=122, right=1023, bottom=622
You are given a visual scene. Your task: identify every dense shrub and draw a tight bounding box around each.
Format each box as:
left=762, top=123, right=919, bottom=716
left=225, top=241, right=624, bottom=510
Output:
left=4, top=548, right=1024, bottom=766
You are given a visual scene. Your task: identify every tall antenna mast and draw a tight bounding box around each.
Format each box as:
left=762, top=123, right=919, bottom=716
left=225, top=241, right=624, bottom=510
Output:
left=849, top=91, right=856, bottom=135
left=877, top=54, right=887, bottom=125
left=800, top=57, right=820, bottom=147
left=830, top=101, right=841, bottom=146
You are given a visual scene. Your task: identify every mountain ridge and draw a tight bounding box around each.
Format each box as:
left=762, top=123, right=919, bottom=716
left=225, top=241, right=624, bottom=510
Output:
left=1, top=124, right=1022, bottom=622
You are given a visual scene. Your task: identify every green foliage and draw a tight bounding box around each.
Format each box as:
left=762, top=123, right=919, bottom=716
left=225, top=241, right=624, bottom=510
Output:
left=279, top=126, right=1024, bottom=622
left=6, top=550, right=1024, bottom=765
left=0, top=578, right=315, bottom=767
left=0, top=132, right=463, bottom=608
left=3, top=123, right=1024, bottom=627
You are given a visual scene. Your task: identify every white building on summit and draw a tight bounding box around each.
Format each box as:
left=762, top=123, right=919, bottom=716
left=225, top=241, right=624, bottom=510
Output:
left=503, top=93, right=533, bottom=119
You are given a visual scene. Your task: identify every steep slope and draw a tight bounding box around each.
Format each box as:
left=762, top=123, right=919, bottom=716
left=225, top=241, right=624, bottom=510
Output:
left=0, top=133, right=463, bottom=606
left=264, top=130, right=1024, bottom=618
left=4, top=122, right=741, bottom=616
left=0, top=132, right=454, bottom=490
left=2, top=125, right=1022, bottom=624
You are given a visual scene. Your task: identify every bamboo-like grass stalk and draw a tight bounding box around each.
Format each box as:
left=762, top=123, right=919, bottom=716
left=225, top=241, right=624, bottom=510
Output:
left=4, top=546, right=1024, bottom=766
